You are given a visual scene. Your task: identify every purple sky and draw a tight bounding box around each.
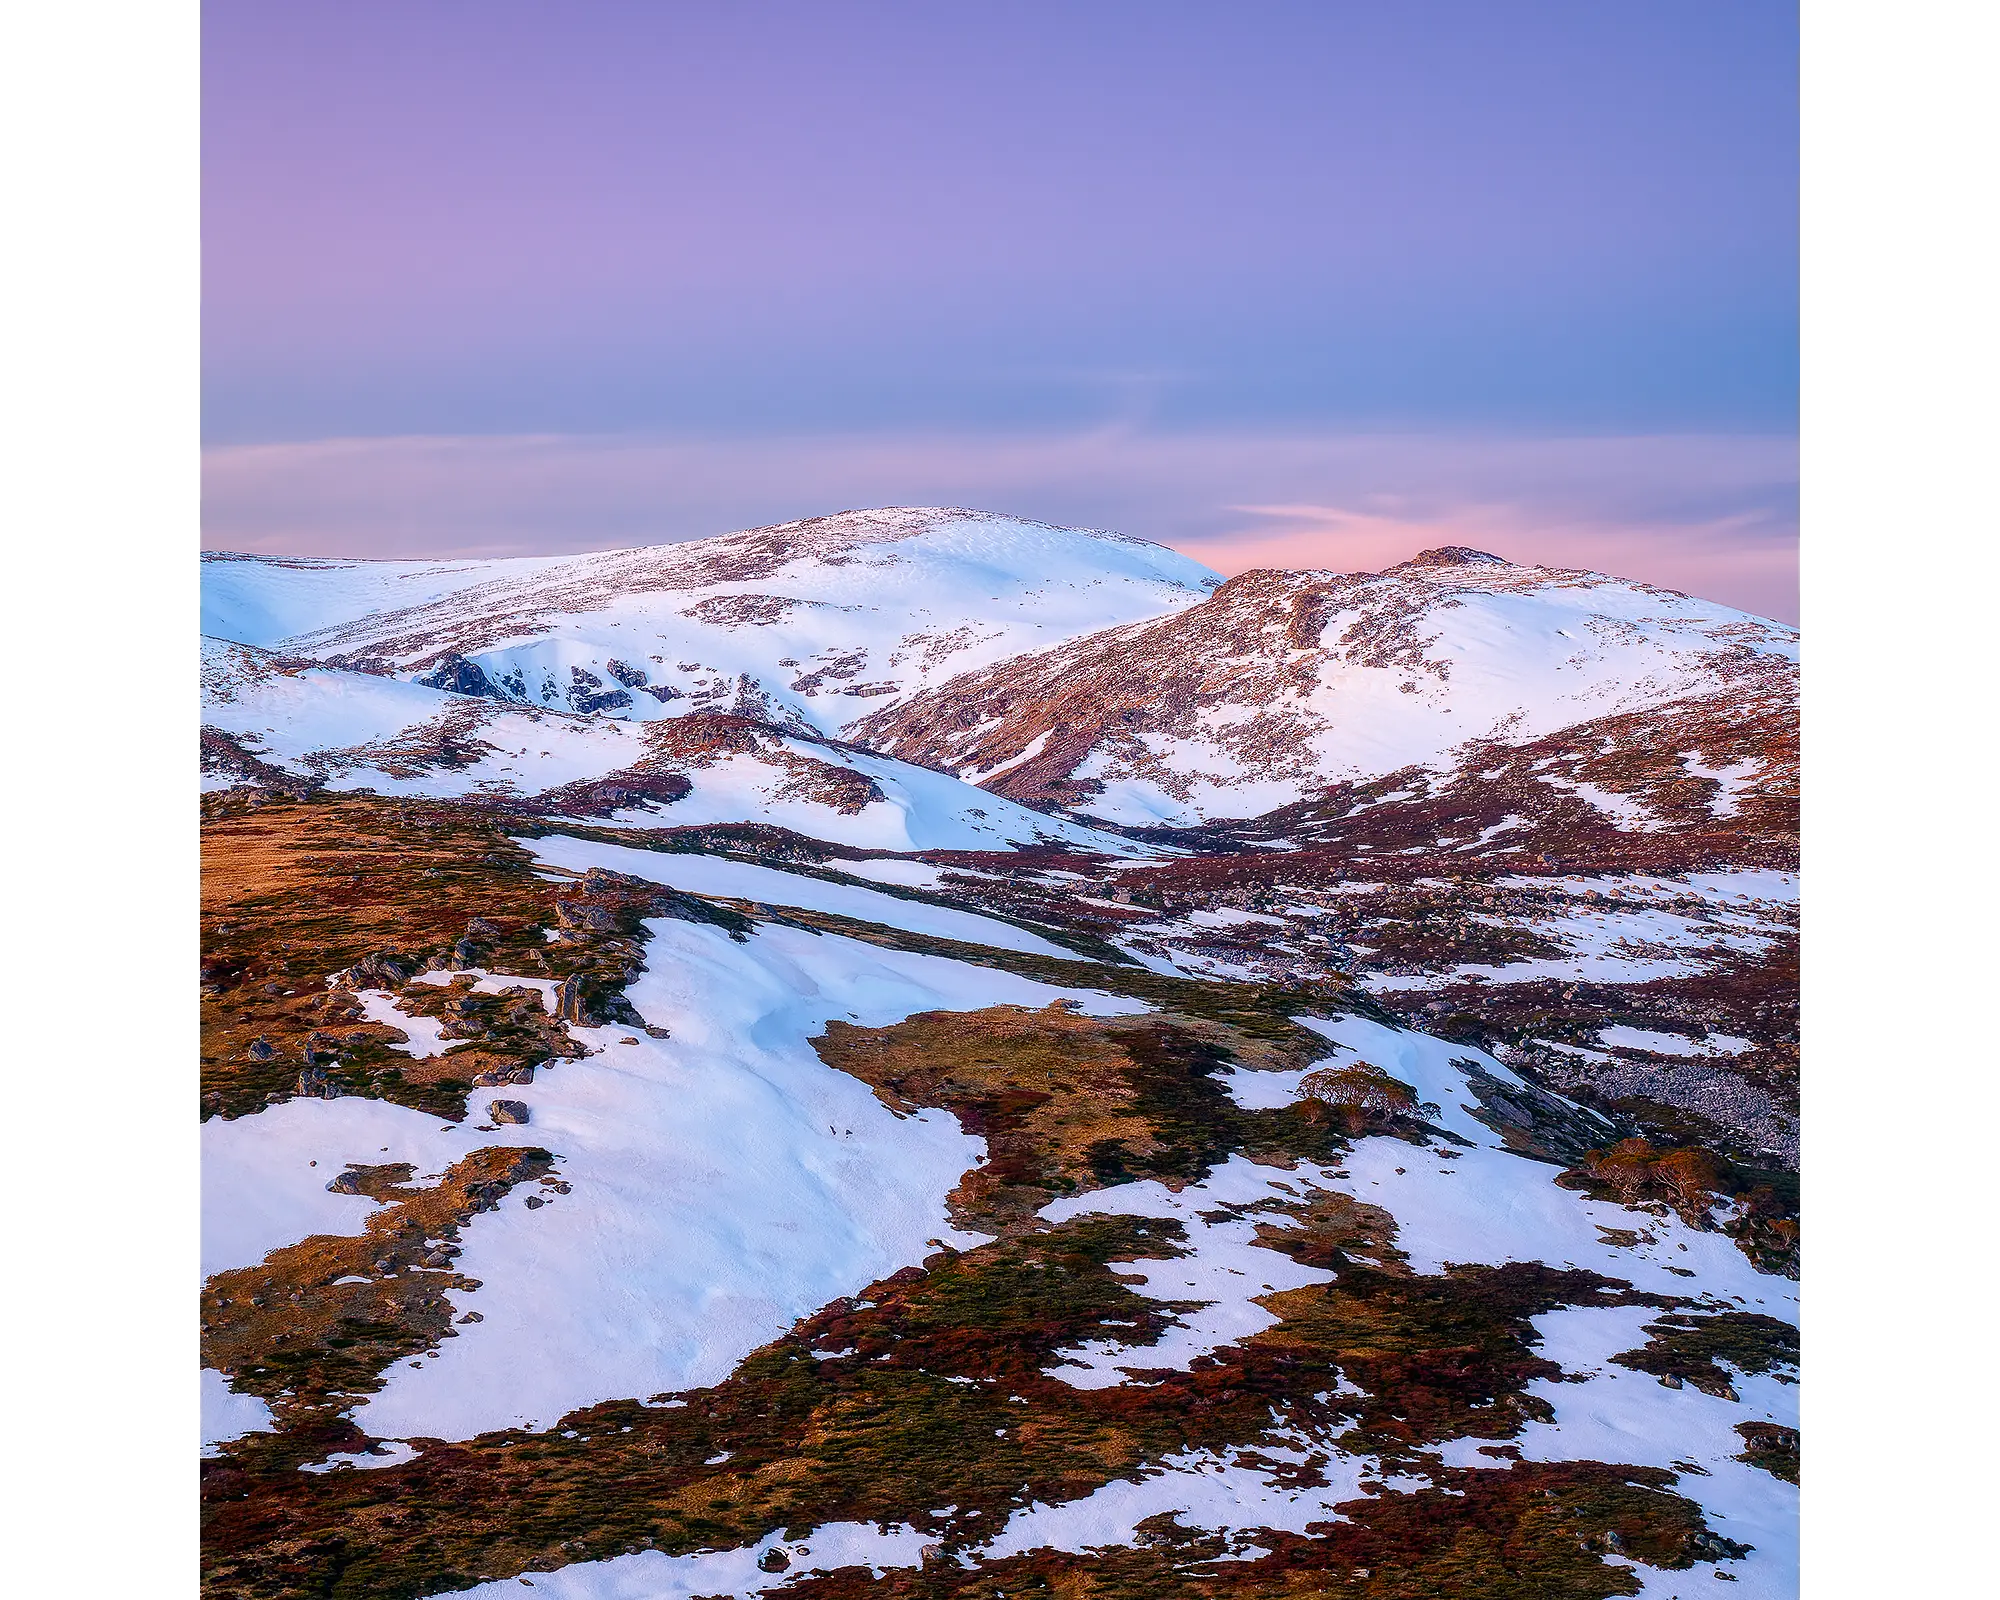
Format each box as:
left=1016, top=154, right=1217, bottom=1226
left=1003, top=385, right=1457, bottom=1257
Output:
left=203, top=2, right=1798, bottom=619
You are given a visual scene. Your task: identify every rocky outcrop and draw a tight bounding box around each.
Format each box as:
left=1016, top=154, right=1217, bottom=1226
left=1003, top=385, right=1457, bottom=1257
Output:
left=417, top=653, right=504, bottom=699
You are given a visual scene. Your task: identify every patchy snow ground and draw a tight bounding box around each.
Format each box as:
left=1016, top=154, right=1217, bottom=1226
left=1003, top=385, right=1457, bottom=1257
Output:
left=525, top=832, right=1085, bottom=959
left=1599, top=1025, right=1753, bottom=1057
left=1439, top=1303, right=1797, bottom=1599
left=980, top=1435, right=1378, bottom=1559
left=205, top=922, right=1145, bottom=1442
left=1364, top=871, right=1795, bottom=992
left=202, top=1094, right=469, bottom=1279
left=430, top=1519, right=933, bottom=1598
left=1040, top=1156, right=1339, bottom=1388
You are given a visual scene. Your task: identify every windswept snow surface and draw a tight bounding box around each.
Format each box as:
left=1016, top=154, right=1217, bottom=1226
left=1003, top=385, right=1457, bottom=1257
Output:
left=200, top=552, right=573, bottom=649
left=204, top=922, right=1145, bottom=1441
left=831, top=858, right=949, bottom=889
left=525, top=833, right=1086, bottom=958
left=207, top=511, right=1221, bottom=738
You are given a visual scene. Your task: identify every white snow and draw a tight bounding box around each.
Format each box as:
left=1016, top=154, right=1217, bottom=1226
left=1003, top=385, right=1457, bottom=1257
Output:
left=1441, top=1303, right=1797, bottom=1598
left=523, top=833, right=1085, bottom=959
left=202, top=921, right=1147, bottom=1442
left=1039, top=1156, right=1339, bottom=1388
left=353, top=988, right=453, bottom=1056
left=202, top=1095, right=465, bottom=1279
left=980, top=1437, right=1376, bottom=1558
left=1683, top=756, right=1762, bottom=819
left=833, top=858, right=948, bottom=890
left=430, top=1519, right=933, bottom=1598
left=1598, top=1026, right=1753, bottom=1057
left=300, top=1440, right=422, bottom=1474
left=201, top=1367, right=276, bottom=1453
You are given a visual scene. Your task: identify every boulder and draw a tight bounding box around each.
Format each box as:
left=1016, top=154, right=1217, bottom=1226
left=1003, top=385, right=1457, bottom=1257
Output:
left=488, top=1099, right=531, bottom=1125
left=554, top=900, right=620, bottom=933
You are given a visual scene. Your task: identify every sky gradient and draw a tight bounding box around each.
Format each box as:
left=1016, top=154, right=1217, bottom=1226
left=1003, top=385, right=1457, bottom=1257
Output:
left=203, top=2, right=1799, bottom=618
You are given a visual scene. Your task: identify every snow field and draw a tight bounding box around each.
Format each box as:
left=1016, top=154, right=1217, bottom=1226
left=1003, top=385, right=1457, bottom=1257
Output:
left=204, top=921, right=1148, bottom=1442
left=201, top=1367, right=276, bottom=1453
left=202, top=634, right=1143, bottom=853
left=214, top=511, right=1220, bottom=743
left=1040, top=569, right=1796, bottom=823
left=524, top=832, right=1087, bottom=959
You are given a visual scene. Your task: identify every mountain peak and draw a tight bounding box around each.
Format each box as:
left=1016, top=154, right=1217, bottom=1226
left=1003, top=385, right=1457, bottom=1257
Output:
left=1399, top=546, right=1512, bottom=568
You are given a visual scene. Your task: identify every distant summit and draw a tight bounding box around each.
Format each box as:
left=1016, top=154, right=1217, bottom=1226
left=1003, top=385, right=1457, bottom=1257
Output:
left=1400, top=545, right=1511, bottom=567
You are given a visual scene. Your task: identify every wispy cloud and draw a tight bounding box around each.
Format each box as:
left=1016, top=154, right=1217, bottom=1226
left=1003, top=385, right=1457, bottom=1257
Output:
left=202, top=427, right=1798, bottom=621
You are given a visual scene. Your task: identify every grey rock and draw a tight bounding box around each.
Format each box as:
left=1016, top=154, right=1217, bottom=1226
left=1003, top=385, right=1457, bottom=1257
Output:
left=488, top=1099, right=531, bottom=1125
left=554, top=900, right=620, bottom=933
left=416, top=653, right=501, bottom=699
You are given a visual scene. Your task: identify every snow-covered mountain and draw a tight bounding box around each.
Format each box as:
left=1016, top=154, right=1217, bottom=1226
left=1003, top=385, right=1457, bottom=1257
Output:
left=199, top=512, right=1800, bottom=1600
left=856, top=546, right=1799, bottom=826
left=200, top=636, right=1143, bottom=855
left=203, top=508, right=1220, bottom=737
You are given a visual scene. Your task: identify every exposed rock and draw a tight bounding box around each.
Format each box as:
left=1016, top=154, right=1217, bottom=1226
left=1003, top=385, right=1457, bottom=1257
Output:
left=487, top=1100, right=530, bottom=1125
left=566, top=666, right=634, bottom=715
left=554, top=900, right=620, bottom=933
left=416, top=653, right=502, bottom=699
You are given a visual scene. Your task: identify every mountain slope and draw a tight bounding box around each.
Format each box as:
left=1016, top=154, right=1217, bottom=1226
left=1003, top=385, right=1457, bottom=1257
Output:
left=856, top=547, right=1798, bottom=826
left=203, top=509, right=1220, bottom=737
left=198, top=514, right=1799, bottom=1600
left=201, top=636, right=1146, bottom=855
